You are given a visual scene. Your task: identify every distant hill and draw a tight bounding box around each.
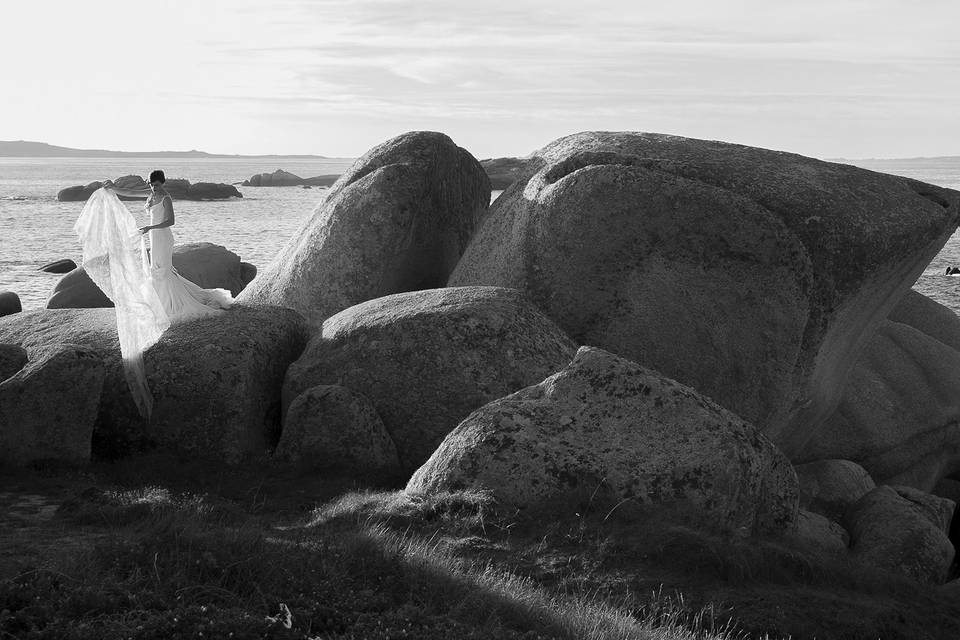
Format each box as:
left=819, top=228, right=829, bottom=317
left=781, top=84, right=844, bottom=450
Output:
left=0, top=140, right=333, bottom=159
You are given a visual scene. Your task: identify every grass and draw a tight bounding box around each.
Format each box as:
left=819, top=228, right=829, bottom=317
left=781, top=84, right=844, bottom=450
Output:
left=1, top=454, right=959, bottom=639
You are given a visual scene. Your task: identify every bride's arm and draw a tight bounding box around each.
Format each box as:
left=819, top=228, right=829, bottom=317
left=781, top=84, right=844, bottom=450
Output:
left=138, top=197, right=175, bottom=234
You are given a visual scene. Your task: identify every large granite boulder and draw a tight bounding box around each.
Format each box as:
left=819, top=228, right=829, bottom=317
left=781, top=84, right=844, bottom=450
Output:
left=276, top=384, right=401, bottom=479
left=933, top=478, right=960, bottom=504
left=48, top=243, right=257, bottom=308
left=795, top=459, right=876, bottom=521
left=168, top=243, right=254, bottom=297
left=844, top=485, right=956, bottom=584
left=0, top=344, right=105, bottom=466
left=888, top=289, right=960, bottom=352
left=408, top=347, right=799, bottom=536
left=793, top=509, right=849, bottom=556
left=449, top=131, right=960, bottom=459
left=0, top=344, right=28, bottom=380
left=0, top=306, right=309, bottom=462
left=145, top=305, right=308, bottom=461
left=46, top=268, right=113, bottom=308
left=0, top=310, right=133, bottom=449
left=284, top=287, right=578, bottom=473
left=0, top=291, right=21, bottom=317
left=803, top=318, right=960, bottom=491
left=238, top=131, right=491, bottom=325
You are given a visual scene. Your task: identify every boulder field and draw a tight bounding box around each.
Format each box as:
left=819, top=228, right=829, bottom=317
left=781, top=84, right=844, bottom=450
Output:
left=449, top=131, right=960, bottom=460
left=238, top=131, right=491, bottom=326
left=7, top=129, right=960, bottom=587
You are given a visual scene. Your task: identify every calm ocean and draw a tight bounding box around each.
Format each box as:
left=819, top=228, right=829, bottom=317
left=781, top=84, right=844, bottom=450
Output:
left=2, top=156, right=960, bottom=313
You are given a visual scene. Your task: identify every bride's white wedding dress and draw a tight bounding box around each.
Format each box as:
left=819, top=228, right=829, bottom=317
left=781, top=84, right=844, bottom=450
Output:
left=144, top=196, right=233, bottom=319
left=74, top=188, right=233, bottom=418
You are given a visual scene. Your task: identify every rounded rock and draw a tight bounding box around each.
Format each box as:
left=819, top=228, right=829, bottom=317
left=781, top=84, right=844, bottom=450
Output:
left=277, top=384, right=401, bottom=480
left=283, top=286, right=577, bottom=474
left=408, top=346, right=799, bottom=536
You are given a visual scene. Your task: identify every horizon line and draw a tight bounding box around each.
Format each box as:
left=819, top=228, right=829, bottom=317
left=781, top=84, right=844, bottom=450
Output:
left=3, top=140, right=960, bottom=164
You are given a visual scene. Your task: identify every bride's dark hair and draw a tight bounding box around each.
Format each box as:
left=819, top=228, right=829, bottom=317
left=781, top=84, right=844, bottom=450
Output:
left=149, top=170, right=166, bottom=184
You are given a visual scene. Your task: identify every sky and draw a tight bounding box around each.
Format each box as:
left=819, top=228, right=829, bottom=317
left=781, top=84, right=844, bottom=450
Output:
left=1, top=0, right=959, bottom=159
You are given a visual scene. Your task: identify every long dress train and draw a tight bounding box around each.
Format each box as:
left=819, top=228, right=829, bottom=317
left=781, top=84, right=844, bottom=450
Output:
left=75, top=188, right=233, bottom=418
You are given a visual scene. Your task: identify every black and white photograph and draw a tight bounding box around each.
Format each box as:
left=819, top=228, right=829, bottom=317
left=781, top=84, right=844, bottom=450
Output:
left=2, top=1, right=960, bottom=638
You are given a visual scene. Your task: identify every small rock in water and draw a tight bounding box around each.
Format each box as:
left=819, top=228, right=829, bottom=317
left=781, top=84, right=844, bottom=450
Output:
left=0, top=291, right=22, bottom=317
left=38, top=259, right=77, bottom=274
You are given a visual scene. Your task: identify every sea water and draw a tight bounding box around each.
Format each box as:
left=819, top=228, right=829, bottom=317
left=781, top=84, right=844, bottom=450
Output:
left=2, top=156, right=960, bottom=312
left=0, top=157, right=356, bottom=310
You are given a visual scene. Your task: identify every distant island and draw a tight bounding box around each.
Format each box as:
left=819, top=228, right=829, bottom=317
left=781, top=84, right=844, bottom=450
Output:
left=0, top=140, right=338, bottom=159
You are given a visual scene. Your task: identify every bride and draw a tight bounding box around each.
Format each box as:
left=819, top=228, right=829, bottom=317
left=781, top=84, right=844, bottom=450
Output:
left=103, top=170, right=233, bottom=318
left=75, top=170, right=233, bottom=417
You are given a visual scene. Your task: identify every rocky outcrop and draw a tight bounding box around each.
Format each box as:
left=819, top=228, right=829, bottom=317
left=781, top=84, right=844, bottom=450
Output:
left=238, top=131, right=491, bottom=325
left=0, top=344, right=28, bottom=380
left=47, top=244, right=258, bottom=309
left=804, top=318, right=960, bottom=491
left=407, top=347, right=799, bottom=536
left=844, top=486, right=956, bottom=584
left=480, top=157, right=532, bottom=190
left=0, top=310, right=135, bottom=450
left=46, top=268, right=113, bottom=308
left=240, top=262, right=257, bottom=287
left=449, top=132, right=960, bottom=459
left=888, top=289, right=960, bottom=352
left=181, top=181, right=243, bottom=200
left=166, top=243, right=256, bottom=297
left=57, top=184, right=98, bottom=202
left=0, top=306, right=309, bottom=462
left=276, top=384, right=401, bottom=479
left=0, top=291, right=21, bottom=317
left=933, top=477, right=960, bottom=504
left=795, top=459, right=876, bottom=521
left=145, top=305, right=309, bottom=462
left=57, top=175, right=242, bottom=202
left=793, top=509, right=849, bottom=556
left=284, top=287, right=578, bottom=473
left=38, top=259, right=77, bottom=274
left=0, top=344, right=105, bottom=465
left=242, top=169, right=339, bottom=187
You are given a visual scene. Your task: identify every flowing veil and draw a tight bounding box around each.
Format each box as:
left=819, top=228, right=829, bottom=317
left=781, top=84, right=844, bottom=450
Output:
left=74, top=188, right=170, bottom=418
